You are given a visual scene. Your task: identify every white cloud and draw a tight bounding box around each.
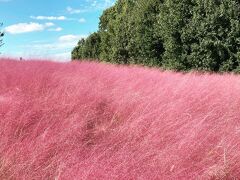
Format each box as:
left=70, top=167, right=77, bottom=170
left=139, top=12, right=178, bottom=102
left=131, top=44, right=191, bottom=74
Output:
left=30, top=16, right=67, bottom=21
left=45, top=22, right=55, bottom=27
left=97, top=0, right=115, bottom=9
left=30, top=15, right=85, bottom=23
left=49, top=34, right=86, bottom=50
left=66, top=1, right=115, bottom=14
left=5, top=22, right=55, bottom=34
left=19, top=34, right=87, bottom=61
left=22, top=34, right=86, bottom=50
left=79, top=18, right=86, bottom=23
left=66, top=6, right=83, bottom=14
left=59, top=34, right=86, bottom=43
left=91, top=0, right=98, bottom=7
left=49, top=52, right=71, bottom=61
left=48, top=27, right=63, bottom=32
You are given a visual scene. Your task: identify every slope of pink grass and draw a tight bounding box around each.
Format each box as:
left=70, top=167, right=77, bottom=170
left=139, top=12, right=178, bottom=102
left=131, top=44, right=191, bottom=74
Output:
left=0, top=59, right=240, bottom=179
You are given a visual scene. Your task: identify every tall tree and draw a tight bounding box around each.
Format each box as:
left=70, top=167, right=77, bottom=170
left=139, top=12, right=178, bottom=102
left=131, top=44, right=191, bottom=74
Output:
left=156, top=0, right=196, bottom=70
left=129, top=0, right=164, bottom=66
left=99, top=0, right=135, bottom=64
left=72, top=0, right=240, bottom=72
left=84, top=32, right=101, bottom=60
left=71, top=33, right=101, bottom=61
left=157, top=0, right=240, bottom=71
left=181, top=0, right=240, bottom=72
left=99, top=6, right=117, bottom=62
left=72, top=39, right=85, bottom=60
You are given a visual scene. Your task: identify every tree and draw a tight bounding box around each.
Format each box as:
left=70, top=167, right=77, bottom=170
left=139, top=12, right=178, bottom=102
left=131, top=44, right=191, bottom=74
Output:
left=71, top=33, right=101, bottom=61
left=72, top=0, right=165, bottom=65
left=98, top=0, right=164, bottom=65
left=71, top=0, right=240, bottom=72
left=157, top=0, right=240, bottom=72
left=181, top=0, right=240, bottom=72
left=72, top=39, right=85, bottom=60
left=99, top=6, right=116, bottom=62
left=156, top=0, right=196, bottom=70
left=128, top=0, right=164, bottom=66
left=99, top=1, right=133, bottom=64
left=83, top=32, right=101, bottom=59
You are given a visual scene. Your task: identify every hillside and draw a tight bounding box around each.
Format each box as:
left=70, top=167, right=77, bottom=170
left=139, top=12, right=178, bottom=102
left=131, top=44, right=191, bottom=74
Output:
left=0, top=59, right=240, bottom=179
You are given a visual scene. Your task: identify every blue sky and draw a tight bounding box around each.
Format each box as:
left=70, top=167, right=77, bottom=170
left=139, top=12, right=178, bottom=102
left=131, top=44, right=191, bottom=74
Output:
left=0, top=0, right=115, bottom=61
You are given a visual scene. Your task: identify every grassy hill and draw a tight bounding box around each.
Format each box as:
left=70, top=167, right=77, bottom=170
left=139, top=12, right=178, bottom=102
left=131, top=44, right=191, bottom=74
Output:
left=0, top=59, right=240, bottom=179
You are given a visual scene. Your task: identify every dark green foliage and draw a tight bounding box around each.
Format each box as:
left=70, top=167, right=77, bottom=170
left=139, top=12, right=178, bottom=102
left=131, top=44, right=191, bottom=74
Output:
left=72, top=39, right=85, bottom=60
left=156, top=0, right=195, bottom=70
left=186, top=0, right=240, bottom=72
left=157, top=0, right=240, bottom=71
left=72, top=0, right=240, bottom=72
left=72, top=32, right=101, bottom=61
left=99, top=6, right=116, bottom=62
left=128, top=0, right=164, bottom=66
left=84, top=32, right=101, bottom=59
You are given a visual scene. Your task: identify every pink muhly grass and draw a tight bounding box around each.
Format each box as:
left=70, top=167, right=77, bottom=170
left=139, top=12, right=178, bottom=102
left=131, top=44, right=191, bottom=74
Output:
left=0, top=58, right=240, bottom=179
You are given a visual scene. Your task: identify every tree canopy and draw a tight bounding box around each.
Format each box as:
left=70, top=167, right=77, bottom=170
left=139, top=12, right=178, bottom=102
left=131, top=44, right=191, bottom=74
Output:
left=72, top=0, right=240, bottom=72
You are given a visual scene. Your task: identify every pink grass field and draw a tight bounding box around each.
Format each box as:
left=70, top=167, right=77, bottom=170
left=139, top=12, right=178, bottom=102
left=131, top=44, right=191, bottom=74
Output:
left=1, top=59, right=240, bottom=179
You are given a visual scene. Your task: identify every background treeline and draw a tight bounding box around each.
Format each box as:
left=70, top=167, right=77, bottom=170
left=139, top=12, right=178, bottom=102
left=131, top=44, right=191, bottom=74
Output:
left=72, top=0, right=240, bottom=72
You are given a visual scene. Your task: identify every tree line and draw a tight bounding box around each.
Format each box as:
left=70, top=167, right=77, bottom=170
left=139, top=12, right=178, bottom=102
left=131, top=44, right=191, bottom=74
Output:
left=72, top=0, right=240, bottom=72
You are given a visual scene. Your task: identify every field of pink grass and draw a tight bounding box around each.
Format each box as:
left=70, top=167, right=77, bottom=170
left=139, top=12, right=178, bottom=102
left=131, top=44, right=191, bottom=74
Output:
left=1, top=58, right=240, bottom=179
